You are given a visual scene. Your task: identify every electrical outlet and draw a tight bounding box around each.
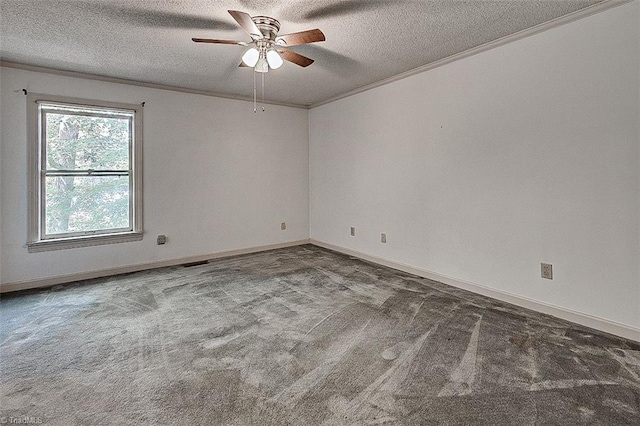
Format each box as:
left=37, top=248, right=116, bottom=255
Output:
left=350, top=226, right=356, bottom=236
left=381, top=233, right=387, bottom=243
left=281, top=222, right=286, bottom=230
left=541, top=263, right=553, bottom=280
left=157, top=235, right=167, bottom=245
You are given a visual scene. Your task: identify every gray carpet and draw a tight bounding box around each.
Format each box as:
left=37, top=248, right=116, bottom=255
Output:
left=1, top=244, right=639, bottom=425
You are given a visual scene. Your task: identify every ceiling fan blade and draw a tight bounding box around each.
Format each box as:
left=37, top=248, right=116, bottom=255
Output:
left=192, top=38, right=248, bottom=46
left=278, top=49, right=314, bottom=67
left=276, top=29, right=325, bottom=46
left=228, top=10, right=262, bottom=39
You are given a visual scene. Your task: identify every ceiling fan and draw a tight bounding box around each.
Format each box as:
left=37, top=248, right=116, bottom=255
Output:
left=192, top=10, right=325, bottom=72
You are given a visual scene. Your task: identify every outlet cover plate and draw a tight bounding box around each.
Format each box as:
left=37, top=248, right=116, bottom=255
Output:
left=541, top=263, right=553, bottom=279
left=381, top=233, right=387, bottom=243
left=350, top=227, right=355, bottom=236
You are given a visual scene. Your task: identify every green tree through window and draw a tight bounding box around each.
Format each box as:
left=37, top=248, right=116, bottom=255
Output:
left=44, top=110, right=131, bottom=235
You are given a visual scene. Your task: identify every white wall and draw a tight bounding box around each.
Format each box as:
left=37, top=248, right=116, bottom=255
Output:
left=0, top=67, right=309, bottom=285
left=310, top=2, right=640, bottom=330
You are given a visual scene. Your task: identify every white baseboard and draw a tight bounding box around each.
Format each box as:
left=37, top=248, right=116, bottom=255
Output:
left=0, top=239, right=310, bottom=294
left=3, top=237, right=637, bottom=342
left=310, top=239, right=640, bottom=342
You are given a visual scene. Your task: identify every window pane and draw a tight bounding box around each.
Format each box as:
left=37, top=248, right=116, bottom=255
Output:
left=45, top=175, right=130, bottom=235
left=45, top=112, right=130, bottom=171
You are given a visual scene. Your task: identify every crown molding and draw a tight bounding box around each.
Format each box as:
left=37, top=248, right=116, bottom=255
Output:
left=309, top=0, right=633, bottom=109
left=0, top=60, right=308, bottom=110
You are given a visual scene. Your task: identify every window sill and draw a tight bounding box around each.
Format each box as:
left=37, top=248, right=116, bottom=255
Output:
left=27, top=232, right=143, bottom=253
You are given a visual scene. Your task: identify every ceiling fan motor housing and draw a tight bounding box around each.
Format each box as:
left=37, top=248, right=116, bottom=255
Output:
left=252, top=16, right=281, bottom=41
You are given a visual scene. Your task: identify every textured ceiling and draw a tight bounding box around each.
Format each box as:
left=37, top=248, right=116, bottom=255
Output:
left=1, top=0, right=605, bottom=107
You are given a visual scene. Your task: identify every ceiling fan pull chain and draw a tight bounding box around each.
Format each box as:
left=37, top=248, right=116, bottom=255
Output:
left=253, top=70, right=257, bottom=113
left=261, top=72, right=265, bottom=112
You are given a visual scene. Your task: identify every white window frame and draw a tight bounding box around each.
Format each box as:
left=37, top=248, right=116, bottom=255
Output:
left=27, top=93, right=143, bottom=253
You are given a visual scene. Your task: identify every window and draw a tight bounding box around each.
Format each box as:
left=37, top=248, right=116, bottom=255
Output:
left=27, top=94, right=143, bottom=252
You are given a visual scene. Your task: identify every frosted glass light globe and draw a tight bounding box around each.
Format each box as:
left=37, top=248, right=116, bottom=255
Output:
left=266, top=50, right=283, bottom=69
left=242, top=48, right=259, bottom=67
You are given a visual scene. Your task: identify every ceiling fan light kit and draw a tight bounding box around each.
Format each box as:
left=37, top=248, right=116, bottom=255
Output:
left=193, top=10, right=325, bottom=110
left=241, top=43, right=283, bottom=72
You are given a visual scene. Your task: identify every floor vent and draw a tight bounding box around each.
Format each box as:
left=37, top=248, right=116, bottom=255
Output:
left=181, top=260, right=209, bottom=268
